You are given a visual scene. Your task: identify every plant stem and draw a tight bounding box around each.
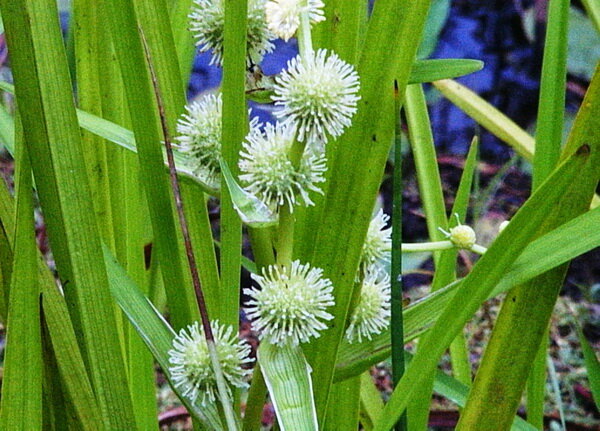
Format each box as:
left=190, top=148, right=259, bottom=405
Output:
left=391, top=80, right=407, bottom=431
left=140, top=29, right=239, bottom=431
left=296, top=5, right=314, bottom=59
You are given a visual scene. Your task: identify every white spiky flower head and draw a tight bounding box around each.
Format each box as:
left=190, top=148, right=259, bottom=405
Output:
left=272, top=49, right=360, bottom=146
left=345, top=268, right=391, bottom=343
left=245, top=260, right=335, bottom=346
left=190, top=0, right=275, bottom=66
left=265, top=0, right=325, bottom=41
left=239, top=121, right=327, bottom=211
left=168, top=320, right=253, bottom=406
left=360, top=209, right=392, bottom=272
left=175, top=94, right=222, bottom=188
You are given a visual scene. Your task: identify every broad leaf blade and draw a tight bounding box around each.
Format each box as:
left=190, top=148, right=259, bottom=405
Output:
left=260, top=343, right=319, bottom=431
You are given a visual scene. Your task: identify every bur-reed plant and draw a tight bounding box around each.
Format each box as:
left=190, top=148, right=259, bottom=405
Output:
left=0, top=0, right=599, bottom=430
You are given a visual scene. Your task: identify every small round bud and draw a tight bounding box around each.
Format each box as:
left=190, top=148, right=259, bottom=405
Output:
left=168, top=321, right=252, bottom=406
left=449, top=224, right=477, bottom=249
left=244, top=261, right=335, bottom=346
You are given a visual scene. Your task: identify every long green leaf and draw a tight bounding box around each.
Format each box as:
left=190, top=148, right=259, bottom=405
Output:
left=582, top=0, right=600, bottom=33
left=409, top=59, right=483, bottom=84
left=373, top=145, right=591, bottom=430
left=0, top=1, right=136, bottom=427
left=259, top=343, right=319, bottom=431
left=220, top=0, right=248, bottom=329
left=0, top=125, right=42, bottom=430
left=102, top=0, right=199, bottom=331
left=0, top=102, right=14, bottom=153
left=0, top=164, right=105, bottom=431
left=578, top=326, right=600, bottom=410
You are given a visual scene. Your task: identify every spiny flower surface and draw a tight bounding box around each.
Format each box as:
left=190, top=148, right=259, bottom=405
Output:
left=360, top=209, right=392, bottom=272
left=175, top=94, right=222, bottom=188
left=190, top=0, right=274, bottom=66
left=272, top=49, right=360, bottom=146
left=168, top=321, right=252, bottom=406
left=238, top=121, right=327, bottom=210
left=265, top=0, right=325, bottom=41
left=345, top=269, right=391, bottom=343
left=448, top=224, right=476, bottom=249
left=245, top=260, right=335, bottom=346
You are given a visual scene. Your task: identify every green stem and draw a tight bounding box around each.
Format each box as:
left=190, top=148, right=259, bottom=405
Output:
left=296, top=6, right=314, bottom=59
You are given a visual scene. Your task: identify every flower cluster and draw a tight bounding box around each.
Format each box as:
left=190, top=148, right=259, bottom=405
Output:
left=244, top=261, right=335, bottom=346
left=346, top=209, right=393, bottom=343
left=190, top=0, right=274, bottom=66
left=346, top=268, right=391, bottom=343
left=359, top=209, right=392, bottom=276
left=175, top=93, right=223, bottom=188
left=265, top=0, right=325, bottom=41
left=239, top=122, right=327, bottom=210
left=168, top=321, right=252, bottom=406
left=272, top=49, right=360, bottom=146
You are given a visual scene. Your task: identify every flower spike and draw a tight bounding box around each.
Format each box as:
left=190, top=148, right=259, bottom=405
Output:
left=245, top=260, right=335, bottom=346
left=265, top=0, right=325, bottom=41
left=346, top=268, right=391, bottom=343
left=239, top=121, right=327, bottom=211
left=190, top=0, right=274, bottom=66
left=168, top=321, right=252, bottom=406
left=272, top=49, right=360, bottom=146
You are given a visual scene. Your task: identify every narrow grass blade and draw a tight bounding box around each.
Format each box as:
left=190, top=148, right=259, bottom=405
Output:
left=0, top=163, right=104, bottom=430
left=42, top=285, right=106, bottom=431
left=0, top=1, right=136, bottom=427
left=533, top=0, right=569, bottom=189
left=220, top=0, right=248, bottom=329
left=169, top=0, right=196, bottom=83
left=577, top=325, right=600, bottom=410
left=372, top=145, right=591, bottom=430
left=581, top=0, right=600, bottom=33
left=103, top=246, right=225, bottom=430
left=433, top=79, right=535, bottom=159
left=0, top=102, right=14, bottom=153
left=0, top=130, right=42, bottom=430
left=103, top=0, right=199, bottom=331
left=359, top=372, right=384, bottom=431
left=409, top=59, right=483, bottom=84
left=259, top=342, right=319, bottom=431
left=325, top=378, right=361, bottom=430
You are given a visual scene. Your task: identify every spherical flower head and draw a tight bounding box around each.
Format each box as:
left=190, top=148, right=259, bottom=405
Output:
left=168, top=320, right=252, bottom=406
left=239, top=121, right=327, bottom=210
left=190, top=0, right=275, bottom=66
left=272, top=49, right=360, bottom=146
left=449, top=224, right=477, bottom=249
left=175, top=94, right=222, bottom=188
left=265, top=0, right=325, bottom=41
left=360, top=209, right=392, bottom=271
left=346, top=268, right=391, bottom=344
left=244, top=260, right=335, bottom=346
